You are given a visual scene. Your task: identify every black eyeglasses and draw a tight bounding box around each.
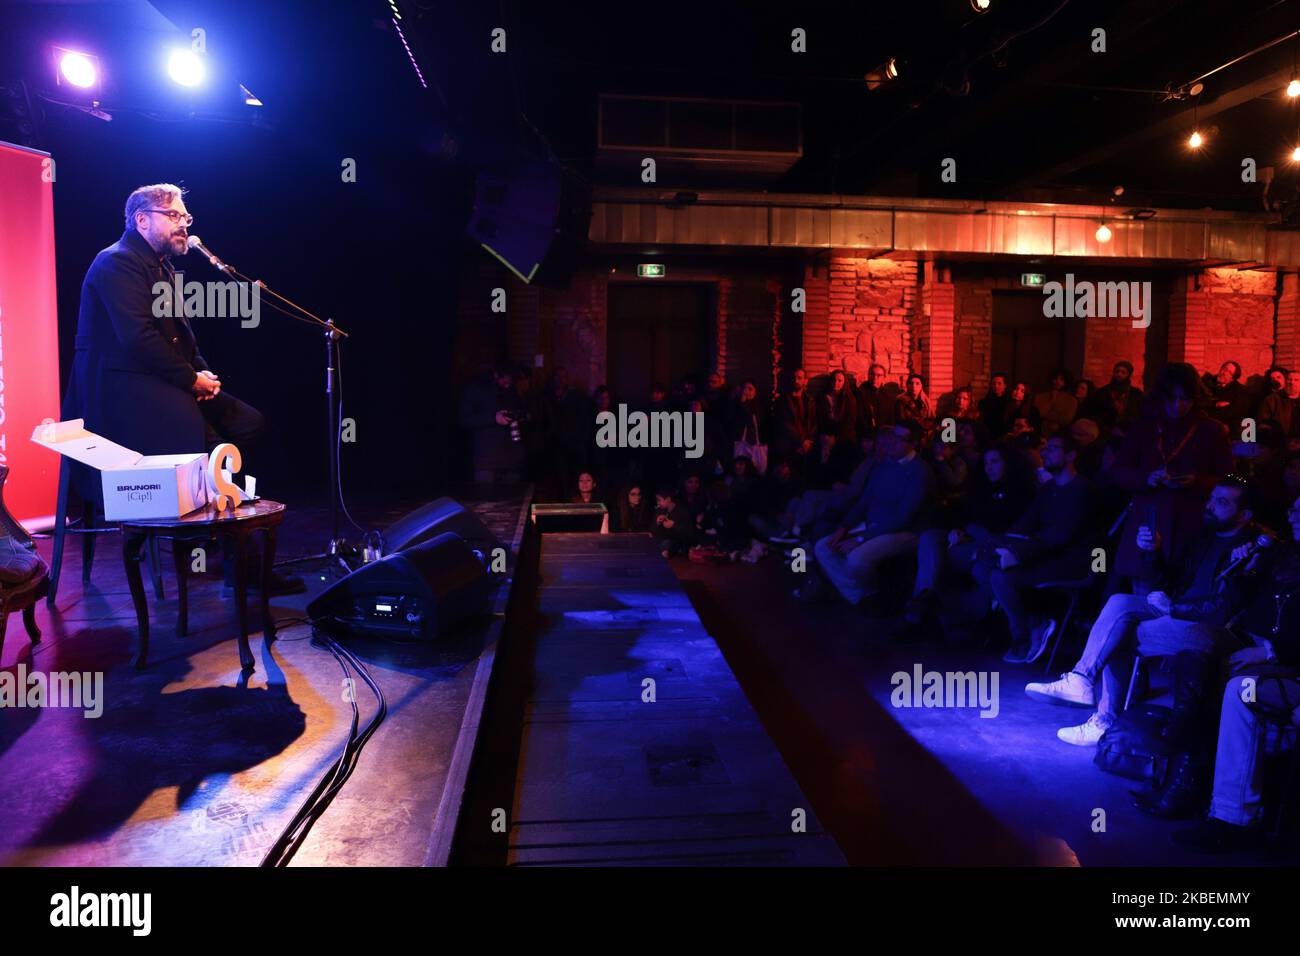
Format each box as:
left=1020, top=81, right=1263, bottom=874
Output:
left=146, top=208, right=194, bottom=227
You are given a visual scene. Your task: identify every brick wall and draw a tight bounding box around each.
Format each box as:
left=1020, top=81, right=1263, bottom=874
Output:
left=1198, top=267, right=1277, bottom=378
left=818, top=256, right=917, bottom=386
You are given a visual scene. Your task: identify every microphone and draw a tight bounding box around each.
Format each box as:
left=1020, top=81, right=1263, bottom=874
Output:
left=186, top=235, right=231, bottom=273
left=1216, top=531, right=1276, bottom=582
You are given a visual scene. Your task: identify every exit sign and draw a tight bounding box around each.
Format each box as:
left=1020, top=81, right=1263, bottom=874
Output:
left=637, top=263, right=666, bottom=278
left=1021, top=272, right=1047, bottom=287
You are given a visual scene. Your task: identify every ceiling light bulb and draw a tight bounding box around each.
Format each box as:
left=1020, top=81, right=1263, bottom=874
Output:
left=1292, top=145, right=1300, bottom=162
left=1188, top=130, right=1203, bottom=149
left=1095, top=223, right=1113, bottom=243
left=1289, top=78, right=1300, bottom=98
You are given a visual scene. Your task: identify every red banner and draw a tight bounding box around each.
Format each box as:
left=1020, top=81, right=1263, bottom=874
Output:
left=0, top=141, right=61, bottom=528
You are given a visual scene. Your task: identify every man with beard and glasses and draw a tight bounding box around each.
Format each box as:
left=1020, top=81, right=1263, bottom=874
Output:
left=1026, top=477, right=1268, bottom=747
left=62, top=183, right=300, bottom=592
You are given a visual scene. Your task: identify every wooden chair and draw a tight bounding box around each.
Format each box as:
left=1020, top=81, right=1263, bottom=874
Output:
left=0, top=465, right=49, bottom=663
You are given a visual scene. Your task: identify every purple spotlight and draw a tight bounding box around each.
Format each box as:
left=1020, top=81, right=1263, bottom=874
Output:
left=58, top=51, right=98, bottom=89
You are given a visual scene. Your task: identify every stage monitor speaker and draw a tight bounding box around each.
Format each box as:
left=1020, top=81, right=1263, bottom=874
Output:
left=307, top=533, right=492, bottom=640
left=382, top=496, right=501, bottom=560
left=530, top=502, right=608, bottom=533
left=467, top=160, right=592, bottom=288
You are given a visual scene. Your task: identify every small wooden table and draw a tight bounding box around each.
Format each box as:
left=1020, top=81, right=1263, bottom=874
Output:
left=120, top=500, right=286, bottom=672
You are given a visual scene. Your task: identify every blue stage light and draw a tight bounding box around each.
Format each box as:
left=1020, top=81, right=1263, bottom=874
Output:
left=167, top=49, right=205, bottom=87
left=58, top=51, right=98, bottom=89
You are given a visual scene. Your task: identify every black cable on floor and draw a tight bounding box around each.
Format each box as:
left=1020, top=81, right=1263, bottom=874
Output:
left=259, top=625, right=387, bottom=867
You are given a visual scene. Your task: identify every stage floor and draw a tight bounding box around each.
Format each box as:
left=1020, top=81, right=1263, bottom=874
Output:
left=0, top=488, right=527, bottom=867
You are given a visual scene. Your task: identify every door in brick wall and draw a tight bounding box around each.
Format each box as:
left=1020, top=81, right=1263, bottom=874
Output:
left=607, top=283, right=714, bottom=403
left=991, top=291, right=1083, bottom=391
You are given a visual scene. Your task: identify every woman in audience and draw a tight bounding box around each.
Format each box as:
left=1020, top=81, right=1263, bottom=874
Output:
left=895, top=373, right=935, bottom=430
left=817, top=370, right=859, bottom=477
left=616, top=484, right=653, bottom=533
left=572, top=470, right=600, bottom=505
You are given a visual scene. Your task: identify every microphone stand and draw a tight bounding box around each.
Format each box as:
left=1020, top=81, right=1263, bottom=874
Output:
left=195, top=249, right=356, bottom=578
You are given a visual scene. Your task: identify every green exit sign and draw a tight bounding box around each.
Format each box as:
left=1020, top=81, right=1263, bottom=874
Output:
left=637, top=263, right=666, bottom=278
left=1021, top=272, right=1047, bottom=287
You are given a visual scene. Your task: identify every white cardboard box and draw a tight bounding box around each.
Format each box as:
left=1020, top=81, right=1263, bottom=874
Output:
left=31, top=419, right=209, bottom=521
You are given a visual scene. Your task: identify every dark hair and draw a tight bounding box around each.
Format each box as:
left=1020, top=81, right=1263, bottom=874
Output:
left=895, top=420, right=924, bottom=447
left=1046, top=431, right=1080, bottom=456
left=1218, top=475, right=1255, bottom=513
left=655, top=486, right=677, bottom=501
left=1048, top=366, right=1073, bottom=388
left=1221, top=360, right=1242, bottom=381
left=1156, top=362, right=1200, bottom=399
left=1113, top=360, right=1135, bottom=375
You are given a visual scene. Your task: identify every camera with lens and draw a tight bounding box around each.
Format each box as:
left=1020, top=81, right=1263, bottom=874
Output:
left=500, top=409, right=529, bottom=443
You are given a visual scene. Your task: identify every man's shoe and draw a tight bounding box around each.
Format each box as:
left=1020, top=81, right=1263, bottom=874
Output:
left=1025, top=671, right=1096, bottom=706
left=1173, top=817, right=1262, bottom=854
left=1056, top=712, right=1114, bottom=746
left=1022, top=616, right=1057, bottom=664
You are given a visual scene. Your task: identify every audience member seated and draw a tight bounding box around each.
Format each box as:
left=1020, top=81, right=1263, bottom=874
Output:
left=1033, top=367, right=1079, bottom=438
left=908, top=442, right=1035, bottom=630
left=966, top=432, right=1093, bottom=664
left=1110, top=362, right=1233, bottom=593
left=616, top=484, right=653, bottom=533
left=859, top=363, right=896, bottom=430
left=817, top=370, right=859, bottom=478
left=1083, top=360, right=1143, bottom=432
left=1174, top=493, right=1300, bottom=852
left=652, top=486, right=696, bottom=557
left=1025, top=477, right=1267, bottom=746
left=894, top=373, right=935, bottom=431
left=1257, top=366, right=1298, bottom=438
left=1205, top=360, right=1251, bottom=433
left=804, top=421, right=935, bottom=611
left=769, top=432, right=881, bottom=546
left=979, top=373, right=1014, bottom=440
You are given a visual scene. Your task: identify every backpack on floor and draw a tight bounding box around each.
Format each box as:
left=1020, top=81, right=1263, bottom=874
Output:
left=1094, top=704, right=1176, bottom=783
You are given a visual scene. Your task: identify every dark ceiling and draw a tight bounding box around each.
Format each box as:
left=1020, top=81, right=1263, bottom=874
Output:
left=6, top=0, right=1300, bottom=212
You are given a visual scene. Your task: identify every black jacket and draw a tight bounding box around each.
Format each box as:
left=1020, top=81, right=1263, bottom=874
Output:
left=63, top=228, right=209, bottom=465
left=1140, top=522, right=1263, bottom=626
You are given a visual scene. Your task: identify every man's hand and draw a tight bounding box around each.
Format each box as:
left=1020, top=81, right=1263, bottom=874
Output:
left=1228, top=646, right=1272, bottom=670
left=1147, top=469, right=1169, bottom=488
left=1230, top=542, right=1252, bottom=564
left=1136, top=526, right=1162, bottom=552
left=1147, top=590, right=1173, bottom=615
left=193, top=370, right=221, bottom=401
left=994, top=547, right=1019, bottom=570
left=800, top=439, right=814, bottom=455
left=827, top=527, right=846, bottom=549
left=948, top=528, right=968, bottom=548
left=494, top=410, right=513, bottom=426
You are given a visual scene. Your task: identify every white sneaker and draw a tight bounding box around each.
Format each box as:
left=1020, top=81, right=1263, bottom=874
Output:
left=1057, top=712, right=1114, bottom=747
left=1025, top=671, right=1095, bottom=706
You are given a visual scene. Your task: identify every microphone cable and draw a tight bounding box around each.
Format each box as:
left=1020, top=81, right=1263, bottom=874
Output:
left=259, top=624, right=387, bottom=867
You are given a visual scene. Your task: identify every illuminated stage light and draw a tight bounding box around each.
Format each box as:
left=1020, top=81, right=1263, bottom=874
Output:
left=1095, top=223, right=1113, bottom=243
left=1187, top=129, right=1203, bottom=149
left=1289, top=78, right=1300, bottom=98
left=58, top=51, right=98, bottom=89
left=167, top=49, right=205, bottom=87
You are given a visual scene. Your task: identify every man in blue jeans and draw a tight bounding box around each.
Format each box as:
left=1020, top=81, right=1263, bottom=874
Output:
left=1175, top=494, right=1300, bottom=852
left=809, top=421, right=934, bottom=609
left=1025, top=477, right=1265, bottom=746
